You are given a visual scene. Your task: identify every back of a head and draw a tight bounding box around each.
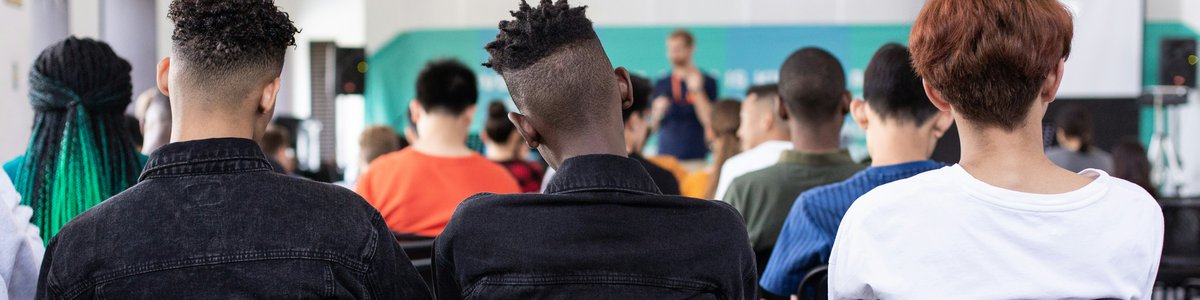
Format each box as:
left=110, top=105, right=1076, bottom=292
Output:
left=909, top=0, right=1073, bottom=131
left=168, top=0, right=297, bottom=106
left=778, top=47, right=848, bottom=125
left=259, top=125, right=290, bottom=155
left=863, top=43, right=939, bottom=124
left=711, top=100, right=742, bottom=138
left=484, top=102, right=517, bottom=143
left=484, top=0, right=620, bottom=156
left=359, top=125, right=401, bottom=164
left=1111, top=138, right=1155, bottom=198
left=1055, top=104, right=1094, bottom=151
left=706, top=100, right=743, bottom=199
left=416, top=59, right=478, bottom=116
left=19, top=37, right=141, bottom=240
left=746, top=84, right=779, bottom=103
left=623, top=74, right=653, bottom=123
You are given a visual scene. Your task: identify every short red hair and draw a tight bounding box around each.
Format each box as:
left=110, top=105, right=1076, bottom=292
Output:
left=909, top=0, right=1073, bottom=130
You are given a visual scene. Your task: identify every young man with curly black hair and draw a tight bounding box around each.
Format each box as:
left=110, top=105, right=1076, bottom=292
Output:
left=431, top=0, right=756, bottom=298
left=35, top=1, right=432, bottom=298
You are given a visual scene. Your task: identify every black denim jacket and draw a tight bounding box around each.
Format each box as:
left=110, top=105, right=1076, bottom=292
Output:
left=36, top=138, right=432, bottom=299
left=433, top=154, right=757, bottom=299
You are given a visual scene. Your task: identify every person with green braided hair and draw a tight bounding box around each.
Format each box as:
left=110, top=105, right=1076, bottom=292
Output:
left=2, top=37, right=146, bottom=243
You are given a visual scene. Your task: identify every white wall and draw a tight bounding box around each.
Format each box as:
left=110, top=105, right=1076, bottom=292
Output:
left=0, top=2, right=33, bottom=160
left=364, top=0, right=928, bottom=52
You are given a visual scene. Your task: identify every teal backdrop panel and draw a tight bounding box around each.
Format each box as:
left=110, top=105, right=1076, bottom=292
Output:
left=366, top=23, right=1197, bottom=150
left=366, top=25, right=918, bottom=133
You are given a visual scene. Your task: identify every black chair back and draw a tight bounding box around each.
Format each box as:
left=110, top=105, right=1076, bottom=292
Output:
left=796, top=265, right=828, bottom=300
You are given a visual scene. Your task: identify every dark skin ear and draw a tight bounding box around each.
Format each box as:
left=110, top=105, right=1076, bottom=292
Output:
left=509, top=112, right=540, bottom=149
left=614, top=67, right=633, bottom=110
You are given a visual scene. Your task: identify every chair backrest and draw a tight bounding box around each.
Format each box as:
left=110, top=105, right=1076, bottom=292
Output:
left=796, top=265, right=828, bottom=300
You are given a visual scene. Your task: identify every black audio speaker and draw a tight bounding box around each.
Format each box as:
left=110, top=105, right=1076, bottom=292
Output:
left=335, top=47, right=366, bottom=94
left=1160, top=38, right=1197, bottom=87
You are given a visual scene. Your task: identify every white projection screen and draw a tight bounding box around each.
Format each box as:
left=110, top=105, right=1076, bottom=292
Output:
left=1057, top=0, right=1144, bottom=99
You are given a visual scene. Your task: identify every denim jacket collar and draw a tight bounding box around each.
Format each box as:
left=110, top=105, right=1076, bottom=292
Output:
left=140, top=138, right=273, bottom=181
left=544, top=154, right=662, bottom=195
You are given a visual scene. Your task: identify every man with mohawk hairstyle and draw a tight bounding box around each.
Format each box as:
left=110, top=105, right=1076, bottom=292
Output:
left=431, top=0, right=757, bottom=298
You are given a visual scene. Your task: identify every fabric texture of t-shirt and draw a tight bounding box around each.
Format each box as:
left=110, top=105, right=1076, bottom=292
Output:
left=715, top=140, right=793, bottom=201
left=652, top=74, right=717, bottom=160
left=723, top=150, right=863, bottom=276
left=356, top=148, right=520, bottom=237
left=1047, top=146, right=1113, bottom=173
left=830, top=164, right=1163, bottom=299
left=759, top=160, right=942, bottom=295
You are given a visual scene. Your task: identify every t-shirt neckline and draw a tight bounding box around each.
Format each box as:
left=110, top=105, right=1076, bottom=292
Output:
left=948, top=164, right=1111, bottom=212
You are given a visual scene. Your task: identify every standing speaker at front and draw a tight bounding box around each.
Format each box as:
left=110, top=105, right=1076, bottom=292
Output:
left=1160, top=38, right=1197, bottom=87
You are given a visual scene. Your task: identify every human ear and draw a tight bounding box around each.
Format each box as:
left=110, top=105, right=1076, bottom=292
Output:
left=929, top=111, right=954, bottom=139
left=1040, top=59, right=1066, bottom=104
left=259, top=77, right=281, bottom=114
left=614, top=67, right=633, bottom=110
left=508, top=112, right=541, bottom=149
left=849, top=99, right=869, bottom=130
left=775, top=96, right=790, bottom=121
left=156, top=56, right=171, bottom=96
left=923, top=80, right=952, bottom=112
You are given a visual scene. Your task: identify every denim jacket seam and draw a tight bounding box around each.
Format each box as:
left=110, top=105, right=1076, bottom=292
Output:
left=363, top=215, right=382, bottom=299
left=140, top=168, right=271, bottom=180
left=140, top=157, right=272, bottom=180
left=60, top=250, right=369, bottom=298
left=552, top=186, right=658, bottom=195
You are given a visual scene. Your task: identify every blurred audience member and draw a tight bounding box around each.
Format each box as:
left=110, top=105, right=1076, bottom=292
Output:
left=258, top=124, right=294, bottom=174
left=38, top=1, right=431, bottom=298
left=135, top=88, right=172, bottom=154
left=358, top=125, right=402, bottom=176
left=1112, top=138, right=1158, bottom=199
left=1047, top=104, right=1111, bottom=172
left=483, top=102, right=545, bottom=193
left=723, top=47, right=864, bottom=281
left=830, top=1, right=1162, bottom=298
left=714, top=84, right=791, bottom=200
left=434, top=1, right=756, bottom=297
left=627, top=75, right=681, bottom=195
left=337, top=125, right=403, bottom=189
left=682, top=100, right=742, bottom=199
left=3, top=37, right=145, bottom=241
left=649, top=29, right=716, bottom=161
left=356, top=59, right=519, bottom=238
left=760, top=43, right=952, bottom=297
left=0, top=170, right=44, bottom=300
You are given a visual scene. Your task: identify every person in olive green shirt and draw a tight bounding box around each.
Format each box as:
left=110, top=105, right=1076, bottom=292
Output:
left=723, top=47, right=864, bottom=283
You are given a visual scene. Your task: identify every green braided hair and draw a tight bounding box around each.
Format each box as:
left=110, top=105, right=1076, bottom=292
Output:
left=15, top=37, right=140, bottom=242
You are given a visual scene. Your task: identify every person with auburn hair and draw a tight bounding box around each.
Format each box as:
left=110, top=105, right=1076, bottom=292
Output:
left=829, top=1, right=1163, bottom=298
left=433, top=0, right=755, bottom=298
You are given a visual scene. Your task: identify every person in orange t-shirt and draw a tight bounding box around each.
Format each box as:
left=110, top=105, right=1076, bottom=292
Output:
left=357, top=60, right=519, bottom=238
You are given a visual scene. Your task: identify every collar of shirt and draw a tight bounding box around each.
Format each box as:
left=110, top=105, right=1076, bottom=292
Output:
left=777, top=149, right=856, bottom=166
left=861, top=160, right=944, bottom=181
left=543, top=154, right=662, bottom=195
left=140, top=138, right=274, bottom=181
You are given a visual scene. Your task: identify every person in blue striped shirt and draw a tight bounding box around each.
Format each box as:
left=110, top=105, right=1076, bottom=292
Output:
left=758, top=43, right=954, bottom=297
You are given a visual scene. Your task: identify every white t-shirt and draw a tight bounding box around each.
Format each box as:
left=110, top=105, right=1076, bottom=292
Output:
left=713, top=140, right=792, bottom=201
left=0, top=171, right=44, bottom=300
left=830, top=165, right=1163, bottom=300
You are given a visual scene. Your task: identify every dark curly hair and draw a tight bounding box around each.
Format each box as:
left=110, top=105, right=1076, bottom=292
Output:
left=168, top=0, right=298, bottom=93
left=483, top=0, right=596, bottom=74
